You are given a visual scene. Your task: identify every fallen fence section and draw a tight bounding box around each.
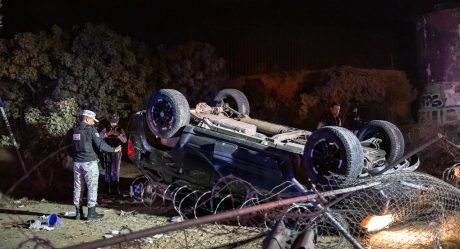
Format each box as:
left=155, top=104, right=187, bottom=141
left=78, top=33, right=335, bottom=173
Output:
left=58, top=171, right=460, bottom=249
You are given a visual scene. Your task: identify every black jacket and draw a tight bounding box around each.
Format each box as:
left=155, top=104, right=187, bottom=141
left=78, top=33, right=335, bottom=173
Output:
left=101, top=125, right=126, bottom=147
left=66, top=122, right=116, bottom=162
left=319, top=111, right=341, bottom=127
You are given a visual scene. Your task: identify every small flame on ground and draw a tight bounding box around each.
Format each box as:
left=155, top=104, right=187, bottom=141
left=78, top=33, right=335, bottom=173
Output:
left=361, top=214, right=393, bottom=232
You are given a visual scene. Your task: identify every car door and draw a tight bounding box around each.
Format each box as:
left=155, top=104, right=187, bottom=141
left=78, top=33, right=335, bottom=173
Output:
left=231, top=146, right=285, bottom=191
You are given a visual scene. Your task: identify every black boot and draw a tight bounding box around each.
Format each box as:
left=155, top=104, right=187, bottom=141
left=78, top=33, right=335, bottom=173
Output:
left=75, top=205, right=84, bottom=220
left=87, top=207, right=104, bottom=220
left=113, top=181, right=121, bottom=195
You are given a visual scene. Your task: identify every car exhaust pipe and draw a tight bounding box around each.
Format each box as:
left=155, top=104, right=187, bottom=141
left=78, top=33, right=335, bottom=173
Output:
left=240, top=117, right=292, bottom=135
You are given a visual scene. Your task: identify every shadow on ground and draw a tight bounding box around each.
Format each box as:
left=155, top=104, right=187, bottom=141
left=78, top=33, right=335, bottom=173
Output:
left=0, top=148, right=177, bottom=218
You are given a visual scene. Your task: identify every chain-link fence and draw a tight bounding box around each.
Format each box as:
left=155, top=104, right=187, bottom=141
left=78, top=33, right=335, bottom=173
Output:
left=11, top=136, right=460, bottom=249
left=41, top=170, right=458, bottom=249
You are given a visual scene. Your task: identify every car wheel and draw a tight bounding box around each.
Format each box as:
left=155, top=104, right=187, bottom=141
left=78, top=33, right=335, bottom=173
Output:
left=213, top=89, right=250, bottom=116
left=356, top=120, right=404, bottom=165
left=303, top=126, right=364, bottom=186
left=146, top=89, right=190, bottom=139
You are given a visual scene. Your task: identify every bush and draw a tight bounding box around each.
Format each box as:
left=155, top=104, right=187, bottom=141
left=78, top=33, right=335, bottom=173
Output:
left=228, top=66, right=417, bottom=130
left=0, top=24, right=229, bottom=177
left=0, top=23, right=158, bottom=179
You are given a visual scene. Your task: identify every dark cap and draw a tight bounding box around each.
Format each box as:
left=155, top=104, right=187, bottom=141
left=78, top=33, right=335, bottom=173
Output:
left=108, top=112, right=120, bottom=123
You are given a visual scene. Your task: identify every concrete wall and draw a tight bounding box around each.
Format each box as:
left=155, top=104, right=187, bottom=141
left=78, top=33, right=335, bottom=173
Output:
left=417, top=6, right=460, bottom=141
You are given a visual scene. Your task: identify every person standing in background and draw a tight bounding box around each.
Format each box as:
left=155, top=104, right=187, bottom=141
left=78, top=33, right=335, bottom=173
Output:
left=317, top=102, right=342, bottom=129
left=99, top=111, right=127, bottom=195
left=346, top=106, right=363, bottom=134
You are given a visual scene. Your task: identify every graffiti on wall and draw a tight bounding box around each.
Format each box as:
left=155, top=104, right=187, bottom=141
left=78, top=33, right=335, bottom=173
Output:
left=417, top=7, right=460, bottom=141
left=419, top=82, right=460, bottom=125
left=421, top=94, right=444, bottom=108
left=420, top=107, right=460, bottom=124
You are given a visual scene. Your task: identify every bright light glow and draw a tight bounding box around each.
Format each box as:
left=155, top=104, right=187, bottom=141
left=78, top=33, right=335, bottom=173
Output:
left=367, top=215, right=460, bottom=248
left=361, top=214, right=393, bottom=232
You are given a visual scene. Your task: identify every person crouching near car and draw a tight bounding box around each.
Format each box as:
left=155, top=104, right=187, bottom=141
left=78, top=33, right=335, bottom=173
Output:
left=65, top=109, right=122, bottom=220
left=99, top=111, right=127, bottom=195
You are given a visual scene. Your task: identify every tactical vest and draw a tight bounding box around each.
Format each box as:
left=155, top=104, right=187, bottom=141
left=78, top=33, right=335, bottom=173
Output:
left=70, top=122, right=99, bottom=162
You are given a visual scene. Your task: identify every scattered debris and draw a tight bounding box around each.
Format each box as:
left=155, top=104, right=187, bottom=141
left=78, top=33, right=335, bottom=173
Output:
left=28, top=220, right=54, bottom=231
left=103, top=234, right=114, bottom=239
left=60, top=209, right=76, bottom=217
left=103, top=227, right=168, bottom=244
left=119, top=210, right=136, bottom=216
left=103, top=227, right=135, bottom=239
left=139, top=234, right=169, bottom=244
left=103, top=230, right=121, bottom=239
left=27, top=214, right=63, bottom=231
left=46, top=214, right=63, bottom=227
left=169, top=216, right=183, bottom=223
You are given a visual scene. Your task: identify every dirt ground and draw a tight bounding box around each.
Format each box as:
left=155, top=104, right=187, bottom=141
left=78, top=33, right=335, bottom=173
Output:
left=0, top=195, right=166, bottom=248
left=1, top=138, right=460, bottom=249
left=0, top=193, right=264, bottom=249
left=0, top=153, right=168, bottom=249
left=0, top=149, right=263, bottom=249
left=0, top=191, right=263, bottom=249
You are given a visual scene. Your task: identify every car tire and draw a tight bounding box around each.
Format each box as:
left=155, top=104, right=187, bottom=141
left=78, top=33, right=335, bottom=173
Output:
left=213, top=89, right=250, bottom=116
left=146, top=89, right=190, bottom=139
left=356, top=120, right=404, bottom=165
left=303, top=126, right=364, bottom=186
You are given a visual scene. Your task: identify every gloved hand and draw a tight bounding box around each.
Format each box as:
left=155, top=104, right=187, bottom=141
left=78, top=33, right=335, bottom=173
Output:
left=107, top=130, right=120, bottom=137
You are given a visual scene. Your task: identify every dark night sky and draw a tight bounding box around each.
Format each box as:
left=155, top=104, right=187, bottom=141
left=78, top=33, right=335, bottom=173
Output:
left=1, top=0, right=451, bottom=80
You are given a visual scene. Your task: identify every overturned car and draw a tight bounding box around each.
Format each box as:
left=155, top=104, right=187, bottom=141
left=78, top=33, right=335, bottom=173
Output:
left=127, top=89, right=419, bottom=195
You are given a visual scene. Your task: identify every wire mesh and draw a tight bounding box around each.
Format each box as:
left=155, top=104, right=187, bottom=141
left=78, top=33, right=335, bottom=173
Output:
left=111, top=170, right=460, bottom=249
left=11, top=170, right=460, bottom=249
left=12, top=137, right=460, bottom=249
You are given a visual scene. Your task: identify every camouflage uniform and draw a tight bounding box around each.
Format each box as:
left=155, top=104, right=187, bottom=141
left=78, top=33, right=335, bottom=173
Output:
left=73, top=160, right=99, bottom=207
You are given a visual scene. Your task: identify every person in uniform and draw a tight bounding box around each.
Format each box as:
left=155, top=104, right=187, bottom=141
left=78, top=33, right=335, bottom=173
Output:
left=99, top=112, right=127, bottom=195
left=65, top=109, right=121, bottom=220
left=317, top=102, right=342, bottom=129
